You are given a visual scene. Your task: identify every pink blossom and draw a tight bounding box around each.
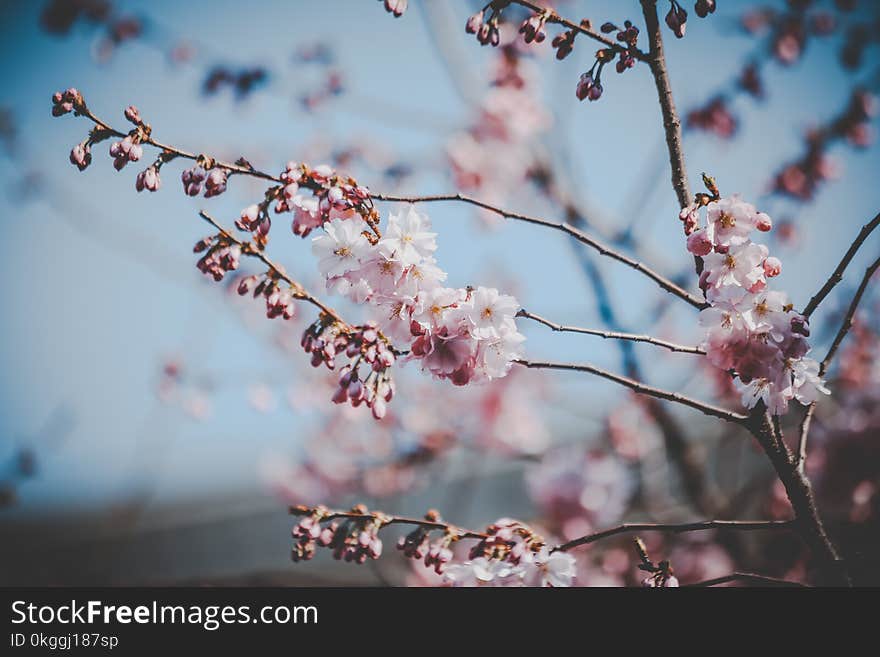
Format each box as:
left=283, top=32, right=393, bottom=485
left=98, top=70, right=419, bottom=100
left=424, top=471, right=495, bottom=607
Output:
left=69, top=143, right=91, bottom=171
left=686, top=229, right=713, bottom=256
left=135, top=166, right=160, bottom=192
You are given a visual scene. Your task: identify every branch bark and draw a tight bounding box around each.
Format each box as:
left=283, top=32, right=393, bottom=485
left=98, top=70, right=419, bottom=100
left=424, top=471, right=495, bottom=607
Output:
left=639, top=0, right=692, bottom=210
left=517, top=309, right=706, bottom=355
left=374, top=192, right=707, bottom=309
left=802, top=212, right=880, bottom=318
left=513, top=358, right=747, bottom=423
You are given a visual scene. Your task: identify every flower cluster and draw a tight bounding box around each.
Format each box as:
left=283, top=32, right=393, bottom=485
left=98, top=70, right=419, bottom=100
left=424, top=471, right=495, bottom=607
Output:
left=397, top=510, right=456, bottom=575
left=447, top=45, right=550, bottom=222
left=290, top=505, right=386, bottom=564
left=687, top=96, right=737, bottom=139
left=311, top=204, right=526, bottom=387
left=302, top=318, right=396, bottom=420
left=193, top=234, right=241, bottom=282
left=236, top=270, right=297, bottom=321
left=577, top=20, right=642, bottom=102
left=181, top=164, right=229, bottom=198
left=681, top=188, right=829, bottom=414
left=465, top=5, right=501, bottom=47
left=527, top=447, right=633, bottom=540
left=52, top=87, right=82, bottom=116
left=665, top=1, right=716, bottom=39
left=443, top=519, right=577, bottom=588
left=773, top=89, right=875, bottom=201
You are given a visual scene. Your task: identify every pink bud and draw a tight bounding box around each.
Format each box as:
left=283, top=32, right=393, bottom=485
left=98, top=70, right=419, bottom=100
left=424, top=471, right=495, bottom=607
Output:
left=371, top=398, right=387, bottom=420
left=763, top=257, right=782, bottom=277
left=466, top=11, right=483, bottom=34
left=755, top=212, right=772, bottom=232
left=686, top=230, right=713, bottom=256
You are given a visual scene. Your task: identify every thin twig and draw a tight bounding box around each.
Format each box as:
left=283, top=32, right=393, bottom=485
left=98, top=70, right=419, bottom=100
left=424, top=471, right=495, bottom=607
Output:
left=511, top=0, right=649, bottom=61
left=198, top=211, right=346, bottom=325
left=820, top=255, right=880, bottom=372
left=74, top=102, right=706, bottom=310
left=797, top=255, right=880, bottom=473
left=554, top=519, right=795, bottom=552
left=802, top=212, right=880, bottom=318
left=795, top=404, right=815, bottom=475
left=639, top=0, right=692, bottom=211
left=79, top=106, right=283, bottom=182
left=688, top=572, right=806, bottom=588
left=517, top=308, right=706, bottom=355
left=513, top=358, right=747, bottom=423
left=290, top=506, right=795, bottom=554
left=373, top=192, right=707, bottom=309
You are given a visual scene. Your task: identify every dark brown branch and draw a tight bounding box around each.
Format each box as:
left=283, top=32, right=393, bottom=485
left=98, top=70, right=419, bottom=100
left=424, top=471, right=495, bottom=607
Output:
left=795, top=403, right=816, bottom=475
left=75, top=101, right=707, bottom=310
left=517, top=309, right=706, bottom=355
left=373, top=192, right=707, bottom=309
left=797, top=255, right=880, bottom=474
left=512, top=0, right=649, bottom=61
left=291, top=506, right=795, bottom=556
left=688, top=572, right=807, bottom=588
left=555, top=519, right=795, bottom=552
left=639, top=0, right=692, bottom=211
left=802, top=212, right=880, bottom=318
left=744, top=407, right=848, bottom=585
left=820, top=255, right=880, bottom=372
left=79, top=106, right=283, bottom=183
left=198, top=211, right=347, bottom=326
left=513, top=358, right=747, bottom=423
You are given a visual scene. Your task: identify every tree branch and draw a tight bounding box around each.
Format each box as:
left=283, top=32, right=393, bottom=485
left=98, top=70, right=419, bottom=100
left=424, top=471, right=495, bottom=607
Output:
left=511, top=0, right=649, bottom=61
left=513, top=358, right=747, bottom=423
left=687, top=572, right=806, bottom=588
left=802, top=212, right=880, bottom=318
left=198, top=211, right=348, bottom=327
left=517, top=308, right=706, bottom=355
left=639, top=0, right=692, bottom=211
left=554, top=519, right=795, bottom=552
left=373, top=192, right=707, bottom=309
left=820, top=255, right=880, bottom=372
left=797, top=255, right=880, bottom=474
left=72, top=99, right=707, bottom=311
left=291, top=506, right=794, bottom=553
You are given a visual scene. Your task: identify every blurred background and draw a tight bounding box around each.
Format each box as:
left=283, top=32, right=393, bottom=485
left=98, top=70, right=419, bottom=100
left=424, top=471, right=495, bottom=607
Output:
left=0, top=0, right=878, bottom=585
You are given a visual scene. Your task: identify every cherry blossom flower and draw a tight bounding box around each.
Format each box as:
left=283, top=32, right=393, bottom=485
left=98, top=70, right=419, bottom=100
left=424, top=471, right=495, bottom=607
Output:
left=530, top=547, right=577, bottom=587
left=312, top=217, right=371, bottom=278
left=378, top=205, right=437, bottom=267
left=442, top=557, right=524, bottom=587
left=463, top=286, right=520, bottom=339
left=684, top=192, right=829, bottom=415
left=705, top=196, right=758, bottom=247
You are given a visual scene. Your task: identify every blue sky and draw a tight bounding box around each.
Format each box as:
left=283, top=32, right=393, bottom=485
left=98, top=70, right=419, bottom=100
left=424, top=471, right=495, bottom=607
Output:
left=1, top=0, right=878, bottom=518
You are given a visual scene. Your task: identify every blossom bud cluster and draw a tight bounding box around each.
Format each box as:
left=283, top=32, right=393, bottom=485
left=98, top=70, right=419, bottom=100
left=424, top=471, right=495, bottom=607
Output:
left=442, top=518, right=577, bottom=587
left=290, top=505, right=386, bottom=564
left=680, top=193, right=829, bottom=414
left=252, top=162, right=377, bottom=240
left=52, top=87, right=81, bottom=116
left=301, top=319, right=396, bottom=419
left=465, top=6, right=501, bottom=47
left=773, top=90, right=876, bottom=201
left=236, top=271, right=297, bottom=321
left=396, top=511, right=455, bottom=575
left=193, top=234, right=241, bottom=282
left=311, top=204, right=526, bottom=387
left=577, top=20, right=641, bottom=102
left=181, top=165, right=229, bottom=198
